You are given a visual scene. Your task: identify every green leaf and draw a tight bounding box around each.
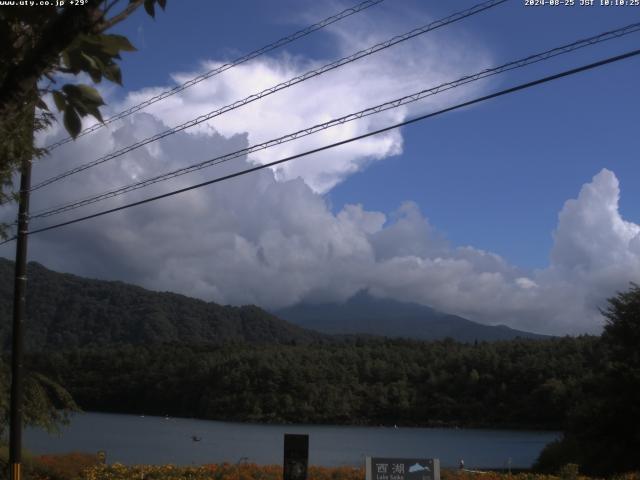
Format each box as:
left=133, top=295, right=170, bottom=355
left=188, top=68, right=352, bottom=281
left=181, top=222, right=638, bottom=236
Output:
left=73, top=102, right=89, bottom=117
left=76, top=85, right=105, bottom=106
left=60, top=51, right=71, bottom=69
left=80, top=52, right=99, bottom=70
left=99, top=34, right=137, bottom=55
left=61, top=84, right=78, bottom=97
left=51, top=91, right=66, bottom=112
left=87, top=69, right=102, bottom=84
left=63, top=107, right=82, bottom=138
left=85, top=104, right=104, bottom=123
left=63, top=50, right=84, bottom=74
left=61, top=84, right=103, bottom=106
left=144, top=0, right=155, bottom=18
left=87, top=55, right=108, bottom=82
left=36, top=98, right=49, bottom=111
left=103, top=63, right=123, bottom=85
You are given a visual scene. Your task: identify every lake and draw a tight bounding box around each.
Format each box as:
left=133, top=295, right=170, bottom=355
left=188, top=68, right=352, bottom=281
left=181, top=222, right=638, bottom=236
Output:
left=25, top=412, right=558, bottom=469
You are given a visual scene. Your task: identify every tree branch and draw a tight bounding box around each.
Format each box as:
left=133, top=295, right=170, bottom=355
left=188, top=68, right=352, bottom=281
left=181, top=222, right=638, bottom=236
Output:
left=103, top=0, right=121, bottom=16
left=96, top=0, right=144, bottom=33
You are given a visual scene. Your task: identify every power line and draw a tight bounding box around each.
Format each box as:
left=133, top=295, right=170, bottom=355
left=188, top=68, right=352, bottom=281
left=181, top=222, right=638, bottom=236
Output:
left=31, top=0, right=507, bottom=192
left=28, top=21, right=640, bottom=220
left=43, top=0, right=387, bottom=151
left=2, top=47, right=635, bottom=244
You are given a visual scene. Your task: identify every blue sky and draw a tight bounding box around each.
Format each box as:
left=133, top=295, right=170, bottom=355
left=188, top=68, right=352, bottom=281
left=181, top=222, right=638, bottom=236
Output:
left=2, top=0, right=639, bottom=334
left=110, top=0, right=640, bottom=269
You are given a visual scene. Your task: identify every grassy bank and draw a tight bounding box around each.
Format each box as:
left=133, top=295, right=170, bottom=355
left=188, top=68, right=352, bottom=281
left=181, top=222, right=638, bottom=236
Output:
left=6, top=453, right=639, bottom=480
left=79, top=464, right=640, bottom=480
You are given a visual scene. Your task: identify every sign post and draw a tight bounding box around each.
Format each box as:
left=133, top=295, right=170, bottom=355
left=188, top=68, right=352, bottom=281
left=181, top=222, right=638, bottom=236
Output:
left=283, top=434, right=309, bottom=480
left=366, top=458, right=440, bottom=480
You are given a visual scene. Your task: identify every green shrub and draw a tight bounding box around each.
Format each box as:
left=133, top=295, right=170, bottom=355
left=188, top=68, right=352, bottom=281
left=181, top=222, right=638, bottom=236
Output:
left=534, top=437, right=581, bottom=474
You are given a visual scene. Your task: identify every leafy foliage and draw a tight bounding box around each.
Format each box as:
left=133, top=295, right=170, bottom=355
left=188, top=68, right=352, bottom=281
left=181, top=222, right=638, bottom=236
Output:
left=0, top=0, right=168, bottom=237
left=0, top=358, right=78, bottom=437
left=535, top=284, right=640, bottom=476
left=61, top=33, right=135, bottom=84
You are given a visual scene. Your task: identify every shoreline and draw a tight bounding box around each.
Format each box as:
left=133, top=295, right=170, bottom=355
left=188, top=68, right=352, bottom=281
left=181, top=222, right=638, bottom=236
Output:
left=77, top=409, right=562, bottom=433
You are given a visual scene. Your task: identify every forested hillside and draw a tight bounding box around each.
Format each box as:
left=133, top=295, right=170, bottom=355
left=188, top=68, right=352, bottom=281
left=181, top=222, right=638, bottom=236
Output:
left=28, top=336, right=600, bottom=429
left=0, top=258, right=327, bottom=349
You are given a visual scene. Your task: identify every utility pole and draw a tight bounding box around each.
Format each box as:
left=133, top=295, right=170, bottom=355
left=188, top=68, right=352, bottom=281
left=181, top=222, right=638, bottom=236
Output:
left=9, top=102, right=34, bottom=480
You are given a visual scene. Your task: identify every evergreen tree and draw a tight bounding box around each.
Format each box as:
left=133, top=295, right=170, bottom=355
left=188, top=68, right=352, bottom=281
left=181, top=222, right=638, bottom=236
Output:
left=536, top=283, right=640, bottom=475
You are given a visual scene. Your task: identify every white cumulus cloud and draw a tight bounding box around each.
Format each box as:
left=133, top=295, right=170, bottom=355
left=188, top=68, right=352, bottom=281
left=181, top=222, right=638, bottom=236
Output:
left=46, top=3, right=492, bottom=195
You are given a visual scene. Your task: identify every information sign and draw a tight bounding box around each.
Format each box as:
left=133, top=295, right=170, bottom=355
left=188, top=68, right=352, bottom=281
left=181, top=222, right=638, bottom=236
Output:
left=365, top=457, right=440, bottom=480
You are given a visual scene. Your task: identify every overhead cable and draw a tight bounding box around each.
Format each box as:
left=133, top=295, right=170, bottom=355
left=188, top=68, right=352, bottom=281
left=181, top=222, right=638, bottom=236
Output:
left=31, top=0, right=508, bottom=192
left=44, top=0, right=387, bottom=151
left=29, top=21, right=640, bottom=220
left=3, top=47, right=634, bottom=244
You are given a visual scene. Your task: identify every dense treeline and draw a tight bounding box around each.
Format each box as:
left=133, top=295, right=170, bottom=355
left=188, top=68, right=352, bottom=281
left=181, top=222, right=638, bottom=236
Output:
left=27, top=336, right=600, bottom=429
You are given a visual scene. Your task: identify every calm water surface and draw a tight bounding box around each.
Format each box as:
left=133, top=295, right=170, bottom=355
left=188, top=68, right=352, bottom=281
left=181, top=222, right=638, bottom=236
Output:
left=25, top=412, right=558, bottom=468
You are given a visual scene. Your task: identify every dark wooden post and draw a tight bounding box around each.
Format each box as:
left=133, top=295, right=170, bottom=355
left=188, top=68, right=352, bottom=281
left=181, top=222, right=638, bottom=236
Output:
left=283, top=434, right=309, bottom=480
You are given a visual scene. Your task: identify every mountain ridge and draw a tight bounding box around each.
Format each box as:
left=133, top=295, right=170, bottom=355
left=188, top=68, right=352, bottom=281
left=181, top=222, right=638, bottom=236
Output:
left=275, top=290, right=548, bottom=342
